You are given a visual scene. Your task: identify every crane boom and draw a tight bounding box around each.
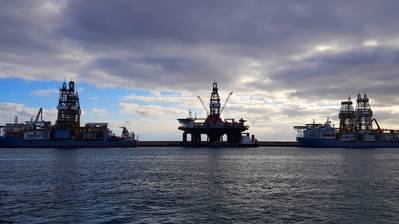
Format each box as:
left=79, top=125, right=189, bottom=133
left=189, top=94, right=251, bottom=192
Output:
left=372, top=118, right=382, bottom=130
left=221, top=91, right=233, bottom=114
left=35, top=108, right=43, bottom=122
left=197, top=96, right=209, bottom=116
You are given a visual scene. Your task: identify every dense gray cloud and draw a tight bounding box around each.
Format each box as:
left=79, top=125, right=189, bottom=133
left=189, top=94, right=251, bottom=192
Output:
left=2, top=0, right=399, bottom=139
left=259, top=45, right=399, bottom=97
left=2, top=0, right=399, bottom=90
left=60, top=1, right=399, bottom=48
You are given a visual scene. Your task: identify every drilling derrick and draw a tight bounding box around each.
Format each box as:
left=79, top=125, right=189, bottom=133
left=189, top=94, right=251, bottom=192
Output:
left=207, top=82, right=222, bottom=124
left=356, top=94, right=373, bottom=132
left=339, top=97, right=356, bottom=133
left=55, top=80, right=81, bottom=138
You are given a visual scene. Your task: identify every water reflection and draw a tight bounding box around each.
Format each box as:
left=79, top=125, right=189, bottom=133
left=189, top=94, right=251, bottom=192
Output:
left=0, top=147, right=398, bottom=223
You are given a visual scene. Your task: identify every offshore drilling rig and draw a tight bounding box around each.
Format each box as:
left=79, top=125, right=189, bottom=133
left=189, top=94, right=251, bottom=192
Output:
left=177, top=82, right=257, bottom=147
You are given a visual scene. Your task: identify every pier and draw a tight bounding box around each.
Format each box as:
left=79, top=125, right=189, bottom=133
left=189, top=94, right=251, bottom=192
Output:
left=138, top=141, right=299, bottom=147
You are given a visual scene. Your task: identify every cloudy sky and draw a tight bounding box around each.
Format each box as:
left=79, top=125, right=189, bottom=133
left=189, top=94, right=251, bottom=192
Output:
left=2, top=0, right=399, bottom=140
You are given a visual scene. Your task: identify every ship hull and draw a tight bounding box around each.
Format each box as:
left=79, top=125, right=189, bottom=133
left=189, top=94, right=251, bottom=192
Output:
left=297, top=137, right=399, bottom=148
left=0, top=136, right=137, bottom=148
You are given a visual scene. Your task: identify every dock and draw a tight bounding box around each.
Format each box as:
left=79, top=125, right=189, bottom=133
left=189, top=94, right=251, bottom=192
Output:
left=138, top=141, right=299, bottom=147
left=257, top=141, right=299, bottom=147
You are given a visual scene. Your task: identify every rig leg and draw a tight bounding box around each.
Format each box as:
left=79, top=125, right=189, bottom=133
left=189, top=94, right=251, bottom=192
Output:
left=192, top=133, right=201, bottom=145
left=183, top=132, right=187, bottom=146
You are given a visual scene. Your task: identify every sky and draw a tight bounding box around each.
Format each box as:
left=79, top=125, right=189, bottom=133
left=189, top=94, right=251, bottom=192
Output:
left=2, top=0, right=399, bottom=140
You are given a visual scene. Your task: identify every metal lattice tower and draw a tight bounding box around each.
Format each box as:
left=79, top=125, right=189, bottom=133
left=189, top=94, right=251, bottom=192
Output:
left=55, top=81, right=81, bottom=129
left=356, top=93, right=373, bottom=131
left=209, top=82, right=221, bottom=117
left=339, top=97, right=356, bottom=132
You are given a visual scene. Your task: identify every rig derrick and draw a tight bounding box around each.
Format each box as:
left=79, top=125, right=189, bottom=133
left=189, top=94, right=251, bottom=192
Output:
left=53, top=80, right=81, bottom=139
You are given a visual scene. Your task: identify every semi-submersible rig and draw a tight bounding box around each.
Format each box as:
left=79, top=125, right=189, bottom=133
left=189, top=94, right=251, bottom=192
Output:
left=178, top=82, right=257, bottom=147
left=0, top=80, right=137, bottom=148
left=294, top=94, right=399, bottom=148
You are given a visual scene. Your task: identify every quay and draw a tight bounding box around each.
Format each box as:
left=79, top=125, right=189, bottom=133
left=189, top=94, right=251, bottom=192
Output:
left=138, top=141, right=299, bottom=147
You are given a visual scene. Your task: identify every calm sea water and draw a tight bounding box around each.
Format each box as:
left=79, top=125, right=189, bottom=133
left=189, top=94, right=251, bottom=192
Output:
left=0, top=147, right=399, bottom=223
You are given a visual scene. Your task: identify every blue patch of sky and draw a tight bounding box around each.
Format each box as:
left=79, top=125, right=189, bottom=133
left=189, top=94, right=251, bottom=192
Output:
left=0, top=78, right=59, bottom=108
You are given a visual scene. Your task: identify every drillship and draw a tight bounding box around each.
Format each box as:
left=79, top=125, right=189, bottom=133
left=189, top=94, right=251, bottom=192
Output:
left=0, top=80, right=137, bottom=148
left=294, top=94, right=399, bottom=148
left=178, top=82, right=257, bottom=147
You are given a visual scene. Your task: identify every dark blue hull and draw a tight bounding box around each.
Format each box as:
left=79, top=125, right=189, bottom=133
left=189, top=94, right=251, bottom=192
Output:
left=297, top=137, right=399, bottom=148
left=0, top=136, right=137, bottom=148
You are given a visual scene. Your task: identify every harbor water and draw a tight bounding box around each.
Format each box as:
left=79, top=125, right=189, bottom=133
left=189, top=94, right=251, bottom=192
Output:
left=1, top=147, right=399, bottom=223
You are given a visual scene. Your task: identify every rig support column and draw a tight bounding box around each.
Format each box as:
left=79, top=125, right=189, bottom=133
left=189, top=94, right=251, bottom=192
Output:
left=183, top=132, right=187, bottom=144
